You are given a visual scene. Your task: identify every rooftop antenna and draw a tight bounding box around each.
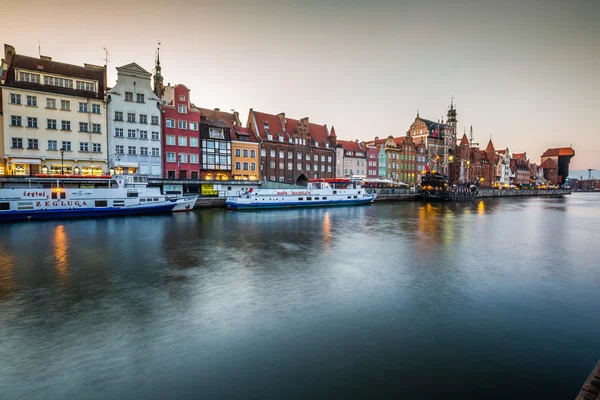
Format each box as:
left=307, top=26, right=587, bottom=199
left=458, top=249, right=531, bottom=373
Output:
left=102, top=47, right=111, bottom=67
left=38, top=40, right=41, bottom=58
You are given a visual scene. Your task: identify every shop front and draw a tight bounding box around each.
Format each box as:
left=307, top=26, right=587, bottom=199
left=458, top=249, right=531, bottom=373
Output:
left=5, top=158, right=42, bottom=176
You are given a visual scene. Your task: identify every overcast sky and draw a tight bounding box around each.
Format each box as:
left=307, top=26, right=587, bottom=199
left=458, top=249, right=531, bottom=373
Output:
left=3, top=0, right=599, bottom=168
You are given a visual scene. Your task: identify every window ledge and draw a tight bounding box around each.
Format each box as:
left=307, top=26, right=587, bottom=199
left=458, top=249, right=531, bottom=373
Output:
left=60, top=109, right=71, bottom=112
left=10, top=125, right=23, bottom=128
left=61, top=129, right=72, bottom=132
left=26, top=126, right=39, bottom=129
left=25, top=105, right=38, bottom=108
left=45, top=107, right=57, bottom=110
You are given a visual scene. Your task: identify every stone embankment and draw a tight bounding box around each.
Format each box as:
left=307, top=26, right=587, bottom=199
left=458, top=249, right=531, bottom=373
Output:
left=476, top=188, right=571, bottom=197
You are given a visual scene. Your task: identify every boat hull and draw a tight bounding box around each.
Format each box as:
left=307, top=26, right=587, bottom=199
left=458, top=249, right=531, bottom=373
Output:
left=171, top=196, right=198, bottom=212
left=0, top=203, right=176, bottom=222
left=225, top=197, right=375, bottom=210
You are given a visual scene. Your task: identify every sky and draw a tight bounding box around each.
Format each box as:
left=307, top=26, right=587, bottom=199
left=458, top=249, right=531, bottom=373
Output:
left=2, top=0, right=599, bottom=169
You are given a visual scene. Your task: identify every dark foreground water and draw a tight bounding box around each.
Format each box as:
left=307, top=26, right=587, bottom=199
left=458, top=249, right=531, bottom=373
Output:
left=1, top=194, right=599, bottom=399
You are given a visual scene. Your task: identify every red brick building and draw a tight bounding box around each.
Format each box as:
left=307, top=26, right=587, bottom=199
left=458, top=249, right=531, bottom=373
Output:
left=366, top=145, right=378, bottom=178
left=247, top=109, right=335, bottom=184
left=160, top=84, right=201, bottom=179
left=540, top=147, right=575, bottom=184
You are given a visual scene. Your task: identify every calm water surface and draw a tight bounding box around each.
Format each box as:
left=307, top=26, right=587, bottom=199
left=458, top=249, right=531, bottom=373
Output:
left=1, top=194, right=599, bottom=399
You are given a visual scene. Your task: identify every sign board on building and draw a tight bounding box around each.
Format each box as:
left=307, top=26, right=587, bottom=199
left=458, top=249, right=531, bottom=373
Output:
left=164, top=184, right=183, bottom=196
left=201, top=184, right=218, bottom=196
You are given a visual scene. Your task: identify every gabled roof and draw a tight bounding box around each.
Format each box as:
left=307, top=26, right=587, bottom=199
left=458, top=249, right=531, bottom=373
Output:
left=513, top=152, right=527, bottom=160
left=116, top=62, right=151, bottom=77
left=198, top=107, right=239, bottom=126
left=541, top=147, right=575, bottom=157
left=231, top=126, right=258, bottom=142
left=337, top=140, right=365, bottom=155
left=540, top=158, right=557, bottom=169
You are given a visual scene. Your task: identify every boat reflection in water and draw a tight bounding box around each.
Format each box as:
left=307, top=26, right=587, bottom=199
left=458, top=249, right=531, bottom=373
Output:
left=421, top=172, right=477, bottom=201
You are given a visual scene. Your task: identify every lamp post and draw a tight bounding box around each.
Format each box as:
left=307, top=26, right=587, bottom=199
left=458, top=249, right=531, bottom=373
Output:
left=59, top=147, right=65, bottom=174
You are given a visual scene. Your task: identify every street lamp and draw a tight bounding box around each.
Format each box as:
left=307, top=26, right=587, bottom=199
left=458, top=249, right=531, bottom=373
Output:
left=59, top=147, right=65, bottom=174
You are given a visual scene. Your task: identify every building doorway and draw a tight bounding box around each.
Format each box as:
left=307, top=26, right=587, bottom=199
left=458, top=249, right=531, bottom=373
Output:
left=296, top=173, right=308, bottom=186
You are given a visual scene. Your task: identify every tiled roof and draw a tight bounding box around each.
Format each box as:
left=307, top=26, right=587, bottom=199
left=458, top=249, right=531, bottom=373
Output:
left=231, top=126, right=258, bottom=142
left=330, top=126, right=336, bottom=137
left=337, top=140, right=364, bottom=155
left=252, top=110, right=332, bottom=149
left=200, top=118, right=230, bottom=128
left=393, top=137, right=405, bottom=146
left=541, top=147, right=575, bottom=157
left=460, top=134, right=469, bottom=146
left=496, top=149, right=506, bottom=154
left=513, top=152, right=527, bottom=160
left=4, top=53, right=105, bottom=100
left=485, top=139, right=495, bottom=152
left=540, top=158, right=557, bottom=169
left=198, top=107, right=239, bottom=126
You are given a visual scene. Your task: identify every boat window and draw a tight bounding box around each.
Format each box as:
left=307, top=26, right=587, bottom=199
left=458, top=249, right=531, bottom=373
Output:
left=127, top=192, right=138, bottom=198
left=0, top=202, right=10, bottom=211
left=113, top=200, right=125, bottom=207
left=18, top=202, right=34, bottom=210
left=358, top=191, right=361, bottom=194
left=314, top=197, right=319, bottom=200
left=154, top=198, right=159, bottom=201
left=95, top=200, right=108, bottom=207
left=298, top=197, right=303, bottom=201
left=347, top=196, right=351, bottom=199
left=307, top=197, right=312, bottom=200
left=333, top=190, right=337, bottom=194
left=322, top=197, right=327, bottom=200
left=140, top=199, right=146, bottom=202
left=51, top=192, right=58, bottom=200
left=354, top=196, right=358, bottom=199
left=60, top=192, right=66, bottom=199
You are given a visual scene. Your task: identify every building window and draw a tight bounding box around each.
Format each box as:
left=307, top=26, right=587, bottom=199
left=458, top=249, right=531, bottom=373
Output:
left=270, top=150, right=275, bottom=157
left=79, top=122, right=89, bottom=132
left=79, top=142, right=89, bottom=152
left=235, top=161, right=241, bottom=170
left=140, top=114, right=148, bottom=124
left=152, top=131, right=160, bottom=140
left=179, top=95, right=185, bottom=101
left=190, top=154, right=199, bottom=164
left=140, top=147, right=149, bottom=156
left=60, top=100, right=71, bottom=111
left=269, top=161, right=275, bottom=169
left=151, top=147, right=159, bottom=156
left=9, top=93, right=21, bottom=104
left=151, top=116, right=159, bottom=125
left=9, top=115, right=21, bottom=126
left=11, top=138, right=23, bottom=148
left=314, top=154, right=318, bottom=161
left=76, top=81, right=95, bottom=91
left=321, top=165, right=325, bottom=172
left=279, top=151, right=284, bottom=158
left=92, top=124, right=101, bottom=133
left=128, top=146, right=137, bottom=155
left=47, top=119, right=57, bottom=130
left=92, top=143, right=102, bottom=153
left=179, top=154, right=188, bottom=163
left=19, top=72, right=40, bottom=83
left=190, top=137, right=199, bottom=147
left=178, top=136, right=187, bottom=146
left=62, top=141, right=72, bottom=151
left=115, top=128, right=124, bottom=137
left=116, top=145, right=124, bottom=154
left=297, top=163, right=302, bottom=170
left=61, top=120, right=71, bottom=131
left=189, top=121, right=198, bottom=130
left=28, top=139, right=39, bottom=149
left=47, top=140, right=58, bottom=150
left=127, top=129, right=136, bottom=139
left=178, top=120, right=187, bottom=129
left=139, top=130, right=148, bottom=139
left=250, top=163, right=256, bottom=171
left=27, top=117, right=38, bottom=128
left=136, top=93, right=145, bottom=103
left=166, top=135, right=175, bottom=145
left=26, top=95, right=37, bottom=107
left=114, top=111, right=123, bottom=121
left=166, top=118, right=175, bottom=128
left=261, top=149, right=266, bottom=157
left=45, top=76, right=73, bottom=88
left=45, top=98, right=56, bottom=109
left=78, top=102, right=88, bottom=113
left=92, top=104, right=101, bottom=114
left=125, top=92, right=133, bottom=102
left=166, top=152, right=176, bottom=163
left=127, top=113, right=136, bottom=123
left=279, top=162, right=284, bottom=169
left=251, top=150, right=256, bottom=158
left=178, top=104, right=187, bottom=113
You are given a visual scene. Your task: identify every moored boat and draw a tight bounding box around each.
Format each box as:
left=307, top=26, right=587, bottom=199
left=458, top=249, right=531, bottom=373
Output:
left=0, top=175, right=198, bottom=222
left=225, top=178, right=376, bottom=210
left=421, top=172, right=477, bottom=201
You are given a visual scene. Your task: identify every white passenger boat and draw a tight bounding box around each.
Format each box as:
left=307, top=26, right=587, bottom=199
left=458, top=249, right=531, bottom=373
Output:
left=0, top=174, right=197, bottom=222
left=225, top=178, right=376, bottom=210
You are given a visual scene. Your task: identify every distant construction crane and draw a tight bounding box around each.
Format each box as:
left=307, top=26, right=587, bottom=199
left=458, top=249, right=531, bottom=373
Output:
left=588, top=169, right=596, bottom=179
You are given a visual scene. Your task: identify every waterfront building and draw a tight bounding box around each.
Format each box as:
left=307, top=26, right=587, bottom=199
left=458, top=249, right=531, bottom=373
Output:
left=540, top=147, right=575, bottom=184
left=396, top=134, right=418, bottom=185
left=0, top=44, right=107, bottom=176
left=336, top=139, right=367, bottom=179
left=107, top=63, right=162, bottom=176
left=247, top=109, right=335, bottom=184
left=231, top=126, right=259, bottom=181
left=366, top=145, right=378, bottom=178
left=199, top=118, right=232, bottom=181
left=415, top=141, right=427, bottom=182
left=160, top=84, right=201, bottom=179
left=377, top=145, right=387, bottom=178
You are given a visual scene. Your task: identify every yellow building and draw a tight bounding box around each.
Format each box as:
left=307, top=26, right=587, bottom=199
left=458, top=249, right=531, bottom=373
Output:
left=231, top=126, right=259, bottom=180
left=0, top=44, right=107, bottom=176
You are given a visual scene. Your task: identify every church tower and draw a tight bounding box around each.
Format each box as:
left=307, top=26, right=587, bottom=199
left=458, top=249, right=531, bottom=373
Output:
left=153, top=43, right=164, bottom=98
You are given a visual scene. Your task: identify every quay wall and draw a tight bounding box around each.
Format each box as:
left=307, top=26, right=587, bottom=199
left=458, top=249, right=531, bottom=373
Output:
left=476, top=188, right=570, bottom=198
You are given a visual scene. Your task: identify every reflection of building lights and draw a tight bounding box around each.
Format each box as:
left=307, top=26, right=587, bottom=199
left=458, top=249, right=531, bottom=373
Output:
left=53, top=225, right=69, bottom=286
left=477, top=201, right=485, bottom=215
left=323, top=212, right=331, bottom=250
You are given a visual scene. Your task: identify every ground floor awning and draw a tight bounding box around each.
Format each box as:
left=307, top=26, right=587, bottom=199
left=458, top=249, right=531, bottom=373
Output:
left=10, top=158, right=41, bottom=164
left=114, top=162, right=138, bottom=168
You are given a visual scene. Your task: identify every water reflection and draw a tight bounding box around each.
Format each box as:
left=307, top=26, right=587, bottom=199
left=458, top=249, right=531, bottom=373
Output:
left=323, top=212, right=332, bottom=252
left=477, top=200, right=485, bottom=215
left=53, top=224, right=69, bottom=287
left=0, top=244, right=15, bottom=299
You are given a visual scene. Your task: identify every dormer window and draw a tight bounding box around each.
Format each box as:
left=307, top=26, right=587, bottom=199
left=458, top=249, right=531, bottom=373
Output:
left=179, top=95, right=185, bottom=101
left=279, top=136, right=283, bottom=142
left=267, top=134, right=273, bottom=140
left=178, top=105, right=187, bottom=114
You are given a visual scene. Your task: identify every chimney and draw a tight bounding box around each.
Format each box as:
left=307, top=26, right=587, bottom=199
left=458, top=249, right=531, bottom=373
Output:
left=40, top=55, right=52, bottom=61
left=214, top=108, right=220, bottom=111
left=276, top=112, right=286, bottom=131
left=375, top=136, right=379, bottom=141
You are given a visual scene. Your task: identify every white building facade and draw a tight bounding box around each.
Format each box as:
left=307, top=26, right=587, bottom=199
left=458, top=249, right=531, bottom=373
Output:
left=107, top=63, right=162, bottom=177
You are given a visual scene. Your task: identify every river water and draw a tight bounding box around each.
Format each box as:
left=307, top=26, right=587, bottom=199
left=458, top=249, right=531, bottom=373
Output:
left=1, top=194, right=599, bottom=399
